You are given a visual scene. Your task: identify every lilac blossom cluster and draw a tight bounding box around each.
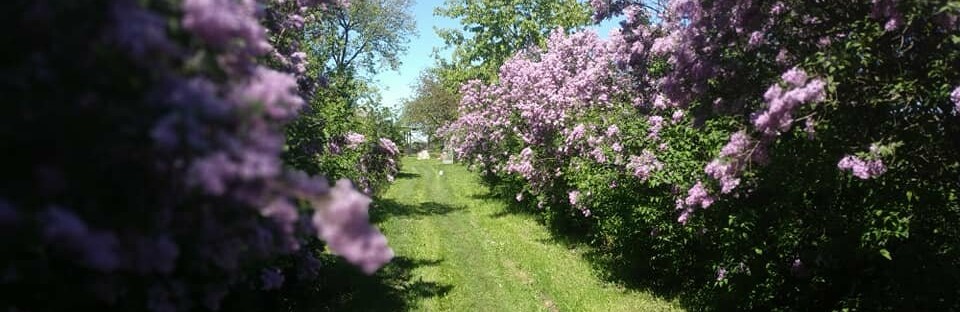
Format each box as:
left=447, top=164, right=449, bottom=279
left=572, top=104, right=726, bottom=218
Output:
left=446, top=1, right=865, bottom=225
left=704, top=131, right=753, bottom=194
left=952, top=86, right=960, bottom=114
left=626, top=150, right=663, bottom=181
left=753, top=68, right=826, bottom=136
left=838, top=155, right=887, bottom=180
left=263, top=0, right=349, bottom=101
left=443, top=0, right=960, bottom=308
left=442, top=29, right=643, bottom=212
left=323, top=132, right=401, bottom=195
left=345, top=132, right=367, bottom=149
left=354, top=137, right=401, bottom=194
left=676, top=181, right=714, bottom=224
left=871, top=0, right=904, bottom=31
left=379, top=138, right=400, bottom=157
left=838, top=144, right=888, bottom=180
left=174, top=0, right=392, bottom=276
left=682, top=67, right=825, bottom=222
left=313, top=180, right=394, bottom=274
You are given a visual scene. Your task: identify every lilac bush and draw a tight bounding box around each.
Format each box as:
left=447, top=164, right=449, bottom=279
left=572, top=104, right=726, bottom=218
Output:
left=0, top=0, right=392, bottom=311
left=443, top=0, right=960, bottom=309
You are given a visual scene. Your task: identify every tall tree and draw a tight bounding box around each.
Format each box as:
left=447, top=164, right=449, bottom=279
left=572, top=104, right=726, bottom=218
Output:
left=401, top=67, right=460, bottom=146
left=434, top=0, right=592, bottom=84
left=308, top=0, right=417, bottom=76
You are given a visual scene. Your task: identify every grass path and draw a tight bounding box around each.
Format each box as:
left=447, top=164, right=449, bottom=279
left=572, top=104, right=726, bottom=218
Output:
left=325, top=157, right=682, bottom=311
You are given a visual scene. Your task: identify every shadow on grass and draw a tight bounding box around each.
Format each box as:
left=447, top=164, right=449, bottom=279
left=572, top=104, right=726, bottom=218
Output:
left=370, top=198, right=464, bottom=223
left=219, top=252, right=453, bottom=312
left=299, top=196, right=459, bottom=310
left=474, top=193, right=547, bottom=220
left=533, top=233, right=690, bottom=298
left=307, top=255, right=452, bottom=311
left=472, top=190, right=692, bottom=308
left=395, top=172, right=421, bottom=180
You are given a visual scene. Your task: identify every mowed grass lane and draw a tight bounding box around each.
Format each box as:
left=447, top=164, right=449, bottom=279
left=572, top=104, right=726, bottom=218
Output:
left=324, top=157, right=682, bottom=311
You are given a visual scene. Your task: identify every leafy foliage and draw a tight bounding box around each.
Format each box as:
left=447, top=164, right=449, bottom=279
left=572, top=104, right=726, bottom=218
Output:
left=435, top=0, right=593, bottom=84
left=0, top=0, right=400, bottom=311
left=307, top=0, right=417, bottom=75
left=401, top=67, right=461, bottom=147
left=442, top=0, right=960, bottom=310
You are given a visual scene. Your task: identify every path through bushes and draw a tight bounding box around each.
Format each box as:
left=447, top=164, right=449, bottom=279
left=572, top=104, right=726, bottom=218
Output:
left=326, top=158, right=681, bottom=311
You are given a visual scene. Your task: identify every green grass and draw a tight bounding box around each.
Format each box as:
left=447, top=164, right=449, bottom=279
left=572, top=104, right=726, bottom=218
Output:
left=324, top=157, right=683, bottom=311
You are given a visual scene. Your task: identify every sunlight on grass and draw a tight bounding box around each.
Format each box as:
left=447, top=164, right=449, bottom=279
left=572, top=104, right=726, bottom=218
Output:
left=355, top=157, right=684, bottom=311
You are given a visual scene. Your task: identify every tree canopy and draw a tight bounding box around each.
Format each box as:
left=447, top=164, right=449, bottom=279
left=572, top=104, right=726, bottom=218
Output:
left=434, top=0, right=592, bottom=84
left=308, top=0, right=417, bottom=76
left=401, top=68, right=460, bottom=146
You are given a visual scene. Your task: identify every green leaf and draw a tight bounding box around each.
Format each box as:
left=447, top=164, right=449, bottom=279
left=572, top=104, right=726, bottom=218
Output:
left=879, top=249, right=892, bottom=260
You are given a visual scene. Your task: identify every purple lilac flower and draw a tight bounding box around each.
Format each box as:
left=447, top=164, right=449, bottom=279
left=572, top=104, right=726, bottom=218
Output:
left=671, top=110, right=685, bottom=123
left=781, top=67, right=809, bottom=87
left=791, top=259, right=803, bottom=271
left=747, top=31, right=764, bottom=47
left=568, top=190, right=581, bottom=207
left=345, top=132, right=366, bottom=149
left=704, top=131, right=757, bottom=193
left=776, top=48, right=791, bottom=65
left=753, top=68, right=826, bottom=135
left=506, top=147, right=535, bottom=180
left=589, top=147, right=607, bottom=163
left=677, top=208, right=693, bottom=225
left=3, top=1, right=396, bottom=311
left=652, top=94, right=670, bottom=109
left=42, top=207, right=120, bottom=272
left=716, top=267, right=728, bottom=281
left=230, top=66, right=305, bottom=120
left=589, top=0, right=609, bottom=20
left=651, top=32, right=680, bottom=55
left=626, top=150, right=663, bottom=181
left=605, top=124, right=620, bottom=137
left=182, top=0, right=270, bottom=55
left=871, top=0, right=904, bottom=31
left=262, top=199, right=300, bottom=248
left=312, top=179, right=393, bottom=274
left=838, top=155, right=887, bottom=179
left=378, top=138, right=400, bottom=156
left=285, top=14, right=305, bottom=30
left=109, top=1, right=178, bottom=62
left=705, top=159, right=741, bottom=194
left=675, top=181, right=715, bottom=224
left=260, top=268, right=285, bottom=290
left=611, top=142, right=623, bottom=153
left=951, top=86, right=960, bottom=114
left=648, top=116, right=665, bottom=139
left=720, top=131, right=751, bottom=157
left=568, top=124, right=586, bottom=142
left=290, top=51, right=308, bottom=74
left=683, top=181, right=714, bottom=209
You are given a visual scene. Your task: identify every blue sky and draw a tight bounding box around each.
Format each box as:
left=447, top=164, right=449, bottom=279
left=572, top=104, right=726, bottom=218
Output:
left=371, top=0, right=622, bottom=112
